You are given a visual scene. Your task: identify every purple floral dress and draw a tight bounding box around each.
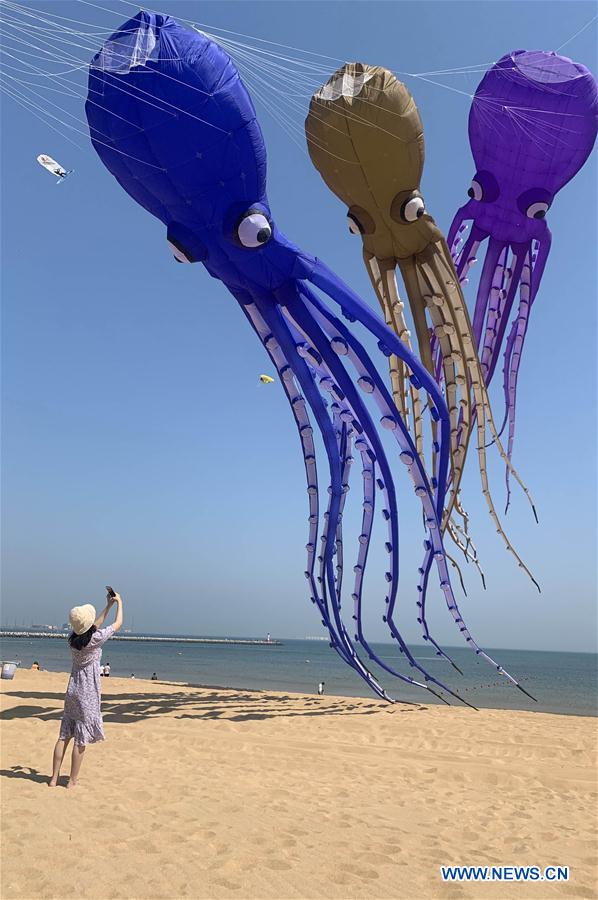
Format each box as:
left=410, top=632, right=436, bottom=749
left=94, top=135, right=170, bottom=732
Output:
left=59, top=625, right=115, bottom=745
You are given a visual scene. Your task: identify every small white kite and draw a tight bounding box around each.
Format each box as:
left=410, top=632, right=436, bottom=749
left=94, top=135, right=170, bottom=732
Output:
left=37, top=154, right=73, bottom=183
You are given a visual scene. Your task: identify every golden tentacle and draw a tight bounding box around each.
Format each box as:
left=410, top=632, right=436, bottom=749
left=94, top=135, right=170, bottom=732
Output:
left=401, top=253, right=468, bottom=529
left=363, top=252, right=424, bottom=459
left=397, top=254, right=484, bottom=579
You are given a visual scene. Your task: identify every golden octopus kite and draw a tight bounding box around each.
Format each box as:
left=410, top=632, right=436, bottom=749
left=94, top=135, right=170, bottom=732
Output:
left=305, top=63, right=537, bottom=587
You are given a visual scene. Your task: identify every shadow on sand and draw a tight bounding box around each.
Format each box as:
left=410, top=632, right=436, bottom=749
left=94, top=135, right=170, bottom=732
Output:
left=1, top=685, right=424, bottom=726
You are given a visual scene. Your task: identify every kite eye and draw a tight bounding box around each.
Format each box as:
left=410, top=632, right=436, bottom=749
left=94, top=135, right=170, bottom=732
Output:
left=347, top=212, right=363, bottom=235
left=467, top=170, right=499, bottom=203
left=166, top=223, right=207, bottom=263
left=390, top=191, right=426, bottom=225
left=237, top=212, right=272, bottom=248
left=347, top=205, right=375, bottom=235
left=401, top=195, right=425, bottom=222
left=517, top=188, right=552, bottom=220
left=525, top=201, right=550, bottom=220
left=468, top=179, right=483, bottom=201
left=167, top=237, right=196, bottom=263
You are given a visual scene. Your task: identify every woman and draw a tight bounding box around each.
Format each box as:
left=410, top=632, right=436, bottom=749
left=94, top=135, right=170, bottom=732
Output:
left=48, top=590, right=123, bottom=788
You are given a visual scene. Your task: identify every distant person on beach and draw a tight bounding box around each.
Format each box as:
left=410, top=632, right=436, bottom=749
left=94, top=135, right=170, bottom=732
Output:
left=104, top=662, right=110, bottom=677
left=318, top=682, right=325, bottom=696
left=151, top=673, right=157, bottom=681
left=130, top=674, right=135, bottom=679
left=48, top=589, right=123, bottom=789
left=31, top=661, right=40, bottom=671
left=99, top=664, right=105, bottom=677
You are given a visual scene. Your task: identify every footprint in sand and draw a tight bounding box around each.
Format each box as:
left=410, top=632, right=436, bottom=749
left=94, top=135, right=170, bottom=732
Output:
left=265, top=859, right=292, bottom=871
left=343, top=864, right=380, bottom=881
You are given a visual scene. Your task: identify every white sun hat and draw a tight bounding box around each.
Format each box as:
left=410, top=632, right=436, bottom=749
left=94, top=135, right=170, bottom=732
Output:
left=69, top=604, right=96, bottom=635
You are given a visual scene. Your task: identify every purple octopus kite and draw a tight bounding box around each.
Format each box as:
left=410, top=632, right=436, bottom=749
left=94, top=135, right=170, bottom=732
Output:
left=448, top=50, right=597, bottom=507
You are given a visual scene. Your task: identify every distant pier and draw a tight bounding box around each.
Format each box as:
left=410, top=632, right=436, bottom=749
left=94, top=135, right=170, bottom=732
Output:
left=0, top=631, right=282, bottom=646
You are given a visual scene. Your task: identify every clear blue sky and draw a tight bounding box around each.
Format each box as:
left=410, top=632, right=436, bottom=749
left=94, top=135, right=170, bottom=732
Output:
left=1, top=1, right=596, bottom=650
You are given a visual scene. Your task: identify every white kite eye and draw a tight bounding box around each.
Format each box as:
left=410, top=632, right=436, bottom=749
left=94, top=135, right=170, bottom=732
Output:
left=347, top=213, right=362, bottom=235
left=467, top=179, right=484, bottom=201
left=401, top=195, right=425, bottom=222
left=168, top=238, right=193, bottom=263
left=526, top=201, right=549, bottom=220
left=237, top=212, right=272, bottom=247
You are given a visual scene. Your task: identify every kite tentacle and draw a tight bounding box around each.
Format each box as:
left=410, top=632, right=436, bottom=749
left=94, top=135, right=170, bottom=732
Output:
left=449, top=219, right=486, bottom=284
left=351, top=440, right=450, bottom=704
left=295, top=277, right=531, bottom=695
left=233, top=290, right=354, bottom=668
left=479, top=245, right=510, bottom=374
left=363, top=252, right=424, bottom=461
left=405, top=252, right=472, bottom=534
left=482, top=244, right=527, bottom=385
left=470, top=236, right=505, bottom=344
left=362, top=252, right=481, bottom=582
left=408, top=248, right=485, bottom=585
left=317, top=408, right=352, bottom=600
left=256, top=293, right=391, bottom=699
left=421, top=246, right=540, bottom=586
left=365, top=256, right=409, bottom=424
left=281, top=289, right=479, bottom=706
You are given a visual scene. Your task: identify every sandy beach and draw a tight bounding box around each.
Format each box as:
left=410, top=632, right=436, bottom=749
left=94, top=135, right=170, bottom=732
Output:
left=1, top=669, right=596, bottom=900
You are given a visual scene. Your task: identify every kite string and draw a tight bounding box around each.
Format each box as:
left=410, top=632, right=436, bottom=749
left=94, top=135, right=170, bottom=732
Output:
left=1, top=0, right=594, bottom=162
left=556, top=12, right=598, bottom=52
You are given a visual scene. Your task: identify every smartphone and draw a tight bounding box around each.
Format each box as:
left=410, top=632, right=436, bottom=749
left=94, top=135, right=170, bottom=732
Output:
left=106, top=586, right=116, bottom=598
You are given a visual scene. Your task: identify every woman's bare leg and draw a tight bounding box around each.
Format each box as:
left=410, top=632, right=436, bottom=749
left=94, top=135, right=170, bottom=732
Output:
left=67, top=743, right=86, bottom=787
left=49, top=738, right=71, bottom=786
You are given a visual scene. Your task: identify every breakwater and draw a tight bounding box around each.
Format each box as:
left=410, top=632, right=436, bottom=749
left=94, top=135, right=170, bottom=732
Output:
left=0, top=631, right=282, bottom=646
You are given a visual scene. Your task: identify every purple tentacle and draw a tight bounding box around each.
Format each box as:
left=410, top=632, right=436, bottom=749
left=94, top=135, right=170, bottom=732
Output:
left=484, top=245, right=527, bottom=385
left=479, top=245, right=510, bottom=374
left=503, top=251, right=532, bottom=512
left=447, top=201, right=478, bottom=264
left=471, top=236, right=506, bottom=345
left=451, top=221, right=486, bottom=284
left=499, top=232, right=552, bottom=510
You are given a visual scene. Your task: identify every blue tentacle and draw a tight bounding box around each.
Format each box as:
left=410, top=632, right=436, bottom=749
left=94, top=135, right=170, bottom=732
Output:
left=307, top=259, right=450, bottom=516
left=280, top=286, right=479, bottom=707
left=297, top=275, right=536, bottom=700
left=231, top=287, right=354, bottom=671
left=252, top=292, right=391, bottom=700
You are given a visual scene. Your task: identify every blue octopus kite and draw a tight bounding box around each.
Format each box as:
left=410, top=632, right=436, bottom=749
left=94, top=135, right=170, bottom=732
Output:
left=85, top=12, right=533, bottom=704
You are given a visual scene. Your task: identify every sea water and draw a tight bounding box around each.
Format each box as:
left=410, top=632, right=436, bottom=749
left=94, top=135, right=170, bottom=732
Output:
left=0, top=634, right=595, bottom=716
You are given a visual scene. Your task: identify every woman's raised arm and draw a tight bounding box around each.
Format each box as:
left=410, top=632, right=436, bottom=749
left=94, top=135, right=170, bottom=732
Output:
left=94, top=593, right=114, bottom=629
left=112, top=594, right=123, bottom=632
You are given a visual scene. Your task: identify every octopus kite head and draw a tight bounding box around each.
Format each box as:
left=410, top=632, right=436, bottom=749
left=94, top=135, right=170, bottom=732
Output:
left=456, top=50, right=598, bottom=244
left=86, top=11, right=301, bottom=290
left=306, top=63, right=443, bottom=262
left=447, top=50, right=597, bottom=489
